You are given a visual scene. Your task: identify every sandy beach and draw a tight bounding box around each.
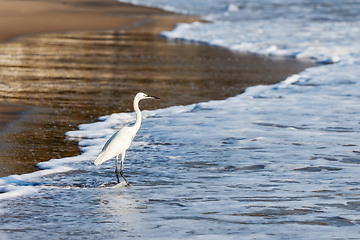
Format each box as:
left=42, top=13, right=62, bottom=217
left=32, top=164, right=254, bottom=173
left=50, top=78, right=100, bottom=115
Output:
left=0, top=0, right=199, bottom=176
left=0, top=0, right=317, bottom=177
left=0, top=0, right=187, bottom=42
left=0, top=0, right=198, bottom=126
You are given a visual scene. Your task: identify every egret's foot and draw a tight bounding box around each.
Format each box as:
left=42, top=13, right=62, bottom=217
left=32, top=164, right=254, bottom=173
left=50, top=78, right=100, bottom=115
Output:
left=120, top=171, right=130, bottom=186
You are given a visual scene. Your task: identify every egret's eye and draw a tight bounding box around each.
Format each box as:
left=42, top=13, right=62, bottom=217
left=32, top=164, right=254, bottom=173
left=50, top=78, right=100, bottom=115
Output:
left=143, top=94, right=146, bottom=97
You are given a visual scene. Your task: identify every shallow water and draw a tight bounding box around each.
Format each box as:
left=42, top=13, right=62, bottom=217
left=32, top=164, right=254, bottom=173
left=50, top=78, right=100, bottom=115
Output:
left=1, top=1, right=359, bottom=238
left=2, top=75, right=360, bottom=239
left=0, top=17, right=314, bottom=177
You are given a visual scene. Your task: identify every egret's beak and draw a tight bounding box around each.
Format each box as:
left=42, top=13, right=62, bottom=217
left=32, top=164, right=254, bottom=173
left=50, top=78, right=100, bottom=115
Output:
left=148, top=95, right=160, bottom=100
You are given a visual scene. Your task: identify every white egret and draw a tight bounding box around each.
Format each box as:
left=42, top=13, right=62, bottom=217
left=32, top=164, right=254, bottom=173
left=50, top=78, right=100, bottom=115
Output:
left=94, top=92, right=160, bottom=185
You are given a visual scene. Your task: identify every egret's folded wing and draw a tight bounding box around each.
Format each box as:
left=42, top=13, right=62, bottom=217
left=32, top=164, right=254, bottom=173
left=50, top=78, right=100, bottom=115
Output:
left=94, top=127, right=133, bottom=165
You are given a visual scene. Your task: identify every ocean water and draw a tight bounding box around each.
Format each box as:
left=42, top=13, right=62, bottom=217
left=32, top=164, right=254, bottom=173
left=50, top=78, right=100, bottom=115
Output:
left=1, top=0, right=360, bottom=239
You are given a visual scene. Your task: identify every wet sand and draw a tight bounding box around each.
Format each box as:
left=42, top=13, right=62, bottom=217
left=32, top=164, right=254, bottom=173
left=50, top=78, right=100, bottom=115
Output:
left=0, top=104, right=31, bottom=131
left=0, top=0, right=198, bottom=176
left=0, top=0, right=188, bottom=42
left=0, top=0, right=197, bottom=124
left=0, top=0, right=317, bottom=177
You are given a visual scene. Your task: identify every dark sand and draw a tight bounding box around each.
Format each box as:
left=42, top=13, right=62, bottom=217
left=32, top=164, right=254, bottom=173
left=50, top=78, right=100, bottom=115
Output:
left=0, top=0, right=318, bottom=177
left=0, top=0, right=198, bottom=176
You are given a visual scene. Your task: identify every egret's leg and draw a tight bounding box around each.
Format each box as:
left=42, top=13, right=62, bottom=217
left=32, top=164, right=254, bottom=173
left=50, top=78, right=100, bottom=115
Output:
left=115, top=155, right=120, bottom=183
left=120, top=151, right=130, bottom=186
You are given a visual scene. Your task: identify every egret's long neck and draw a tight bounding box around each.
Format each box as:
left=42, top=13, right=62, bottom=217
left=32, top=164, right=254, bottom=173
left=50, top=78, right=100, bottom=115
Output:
left=133, top=98, right=142, bottom=132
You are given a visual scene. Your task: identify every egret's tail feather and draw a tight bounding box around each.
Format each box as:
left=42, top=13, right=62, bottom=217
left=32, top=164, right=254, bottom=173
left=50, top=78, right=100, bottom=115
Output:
left=94, top=152, right=109, bottom=166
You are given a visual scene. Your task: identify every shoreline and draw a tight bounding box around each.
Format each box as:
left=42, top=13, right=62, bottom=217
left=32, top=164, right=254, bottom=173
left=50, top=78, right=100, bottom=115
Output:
left=0, top=0, right=317, bottom=178
left=0, top=0, right=200, bottom=177
left=0, top=0, right=196, bottom=130
left=0, top=0, right=199, bottom=152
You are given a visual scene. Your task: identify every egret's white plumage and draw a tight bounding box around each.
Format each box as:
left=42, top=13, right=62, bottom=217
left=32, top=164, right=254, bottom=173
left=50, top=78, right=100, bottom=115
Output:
left=94, top=92, right=159, bottom=185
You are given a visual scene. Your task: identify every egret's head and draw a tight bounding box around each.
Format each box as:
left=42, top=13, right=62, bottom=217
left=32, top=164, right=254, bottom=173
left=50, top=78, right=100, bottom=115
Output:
left=136, top=92, right=160, bottom=101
